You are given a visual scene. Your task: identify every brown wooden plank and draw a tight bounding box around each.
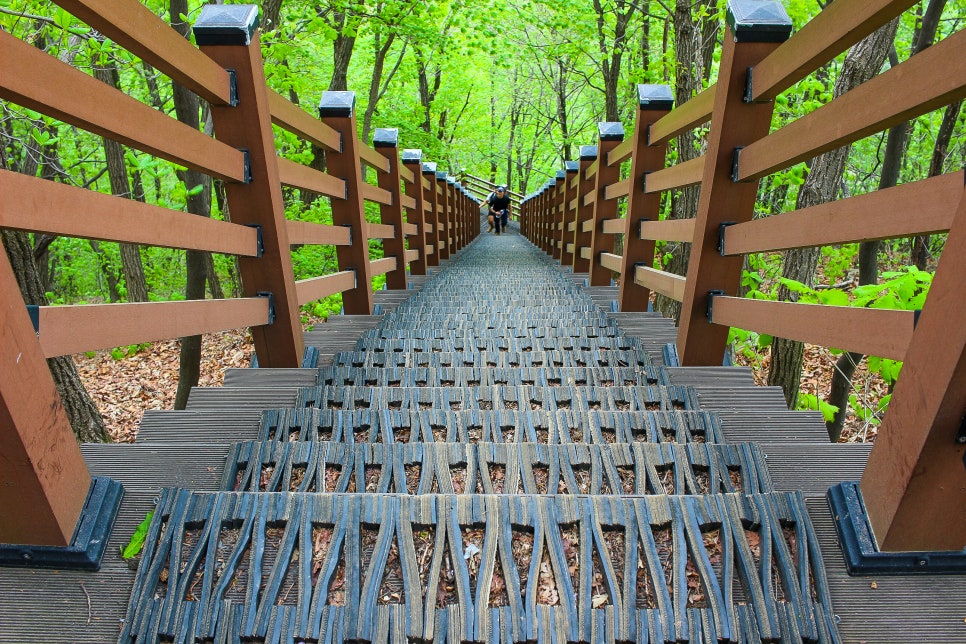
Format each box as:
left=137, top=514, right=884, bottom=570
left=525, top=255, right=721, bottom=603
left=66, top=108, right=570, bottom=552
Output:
left=722, top=171, right=963, bottom=255
left=295, top=270, right=356, bottom=305
left=634, top=265, right=686, bottom=302
left=362, top=183, right=393, bottom=206
left=0, top=31, right=246, bottom=182
left=603, top=178, right=630, bottom=201
left=374, top=131, right=408, bottom=289
left=601, top=218, right=624, bottom=235
left=404, top=249, right=420, bottom=263
left=579, top=247, right=592, bottom=260
left=401, top=195, right=417, bottom=211
left=0, top=254, right=91, bottom=545
left=861, top=188, right=966, bottom=551
left=599, top=252, right=623, bottom=272
left=286, top=220, right=351, bottom=246
left=606, top=138, right=634, bottom=166
left=649, top=85, right=714, bottom=146
left=709, top=296, right=913, bottom=360
left=581, top=218, right=594, bottom=233
left=0, top=169, right=258, bottom=256
left=199, top=24, right=303, bottom=367
left=644, top=155, right=705, bottom=194
left=367, top=223, right=396, bottom=239
left=749, top=0, right=916, bottom=101
left=267, top=89, right=340, bottom=151
left=573, top=149, right=597, bottom=273
left=737, top=28, right=966, bottom=182
left=370, top=256, right=397, bottom=276
left=399, top=163, right=414, bottom=183
left=38, top=297, right=269, bottom=357
left=639, top=218, right=695, bottom=243
left=55, top=0, right=233, bottom=105
left=359, top=143, right=391, bottom=173
left=277, top=157, right=347, bottom=198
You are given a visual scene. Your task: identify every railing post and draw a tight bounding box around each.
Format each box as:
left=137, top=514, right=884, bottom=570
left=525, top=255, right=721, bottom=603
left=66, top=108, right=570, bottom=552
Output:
left=402, top=149, right=428, bottom=276
left=589, top=122, right=625, bottom=286
left=573, top=145, right=598, bottom=274
left=618, top=85, right=674, bottom=311
left=561, top=161, right=579, bottom=268
left=435, top=171, right=450, bottom=261
left=423, top=162, right=441, bottom=267
left=539, top=183, right=550, bottom=251
left=677, top=1, right=792, bottom=364
left=194, top=5, right=303, bottom=365
left=854, top=188, right=966, bottom=553
left=319, top=91, right=374, bottom=314
left=551, top=172, right=565, bottom=259
left=373, top=128, right=407, bottom=290
left=0, top=254, right=122, bottom=567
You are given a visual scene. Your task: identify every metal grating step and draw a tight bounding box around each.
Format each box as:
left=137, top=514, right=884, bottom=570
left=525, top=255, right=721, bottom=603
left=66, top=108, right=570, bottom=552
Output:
left=359, top=326, right=627, bottom=340
left=294, top=384, right=700, bottom=413
left=331, top=349, right=653, bottom=369
left=354, top=336, right=646, bottom=353
left=121, top=490, right=838, bottom=643
left=224, top=441, right=773, bottom=496
left=314, top=366, right=668, bottom=388
left=258, top=408, right=725, bottom=445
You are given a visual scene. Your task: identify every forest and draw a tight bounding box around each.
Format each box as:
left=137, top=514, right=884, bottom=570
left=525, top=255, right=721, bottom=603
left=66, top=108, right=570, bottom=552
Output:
left=1, top=0, right=964, bottom=443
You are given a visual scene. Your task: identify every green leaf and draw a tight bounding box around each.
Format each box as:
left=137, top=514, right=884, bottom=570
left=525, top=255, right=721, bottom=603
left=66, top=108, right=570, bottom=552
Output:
left=110, top=347, right=125, bottom=360
left=756, top=333, right=773, bottom=349
left=817, top=289, right=849, bottom=307
left=185, top=184, right=205, bottom=196
left=121, top=510, right=154, bottom=559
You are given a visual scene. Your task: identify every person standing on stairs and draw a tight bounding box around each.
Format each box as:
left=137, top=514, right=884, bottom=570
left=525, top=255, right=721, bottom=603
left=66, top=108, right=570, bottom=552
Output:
left=486, top=186, right=512, bottom=234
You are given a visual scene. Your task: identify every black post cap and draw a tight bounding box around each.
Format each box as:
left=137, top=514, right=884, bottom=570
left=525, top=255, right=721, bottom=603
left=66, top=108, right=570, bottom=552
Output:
left=402, top=149, right=422, bottom=163
left=638, top=84, right=674, bottom=110
left=373, top=128, right=398, bottom=148
left=579, top=145, right=599, bottom=160
left=193, top=5, right=259, bottom=46
left=565, top=161, right=579, bottom=173
left=727, top=0, right=793, bottom=43
left=556, top=170, right=566, bottom=180
left=436, top=171, right=447, bottom=180
left=422, top=162, right=437, bottom=174
left=319, top=91, right=355, bottom=118
left=598, top=122, right=625, bottom=141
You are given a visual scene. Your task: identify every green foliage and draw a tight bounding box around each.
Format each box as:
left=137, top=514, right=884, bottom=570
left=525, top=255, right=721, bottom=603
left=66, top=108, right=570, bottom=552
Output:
left=121, top=510, right=154, bottom=559
left=796, top=393, right=839, bottom=423
left=110, top=343, right=152, bottom=361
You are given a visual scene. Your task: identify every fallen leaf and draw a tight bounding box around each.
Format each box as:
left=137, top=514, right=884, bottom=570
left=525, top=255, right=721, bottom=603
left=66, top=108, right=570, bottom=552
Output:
left=591, top=594, right=608, bottom=608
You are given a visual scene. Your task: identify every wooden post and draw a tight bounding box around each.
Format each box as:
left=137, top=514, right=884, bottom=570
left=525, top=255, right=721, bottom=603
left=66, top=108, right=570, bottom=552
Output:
left=435, top=172, right=451, bottom=261
left=573, top=145, right=598, bottom=275
left=402, top=149, right=428, bottom=276
left=618, top=85, right=674, bottom=311
left=551, top=172, right=565, bottom=259
left=676, top=3, right=792, bottom=364
left=423, top=163, right=441, bottom=267
left=319, top=91, right=374, bottom=314
left=195, top=5, right=303, bottom=365
left=858, top=187, right=966, bottom=552
left=540, top=182, right=552, bottom=251
left=561, top=161, right=579, bottom=268
left=373, top=128, right=407, bottom=290
left=589, top=122, right=625, bottom=286
left=0, top=256, right=92, bottom=547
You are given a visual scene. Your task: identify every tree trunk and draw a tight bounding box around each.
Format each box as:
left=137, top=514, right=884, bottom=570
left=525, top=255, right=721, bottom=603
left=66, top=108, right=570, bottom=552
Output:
left=2, top=230, right=110, bottom=442
left=362, top=31, right=404, bottom=143
left=767, top=19, right=898, bottom=416
left=88, top=240, right=122, bottom=302
left=655, top=0, right=704, bottom=321
left=913, top=99, right=963, bottom=269
left=171, top=0, right=214, bottom=411
left=262, top=0, right=284, bottom=32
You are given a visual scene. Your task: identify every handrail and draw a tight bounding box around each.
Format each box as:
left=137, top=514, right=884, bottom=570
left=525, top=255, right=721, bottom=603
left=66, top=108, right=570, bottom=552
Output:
left=634, top=265, right=686, bottom=302
left=0, top=170, right=260, bottom=256
left=645, top=156, right=705, bottom=194
left=286, top=221, right=352, bottom=246
left=639, top=219, right=695, bottom=243
left=367, top=223, right=396, bottom=239
left=649, top=85, right=714, bottom=146
left=0, top=31, right=247, bottom=183
left=277, top=158, right=347, bottom=199
left=37, top=298, right=271, bottom=358
left=295, top=270, right=356, bottom=305
left=268, top=90, right=341, bottom=151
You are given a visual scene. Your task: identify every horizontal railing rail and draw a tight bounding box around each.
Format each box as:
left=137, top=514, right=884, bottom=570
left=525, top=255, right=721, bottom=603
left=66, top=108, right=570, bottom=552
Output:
left=521, top=0, right=966, bottom=557
left=0, top=1, right=480, bottom=558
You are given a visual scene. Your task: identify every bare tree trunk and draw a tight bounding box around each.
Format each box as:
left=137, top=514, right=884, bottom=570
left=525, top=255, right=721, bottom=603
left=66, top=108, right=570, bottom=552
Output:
left=171, top=0, right=213, bottom=410
left=555, top=58, right=572, bottom=161
left=655, top=0, right=704, bottom=321
left=767, top=19, right=898, bottom=421
left=913, top=100, right=963, bottom=269
left=262, top=0, right=284, bottom=31
left=362, top=31, right=405, bottom=143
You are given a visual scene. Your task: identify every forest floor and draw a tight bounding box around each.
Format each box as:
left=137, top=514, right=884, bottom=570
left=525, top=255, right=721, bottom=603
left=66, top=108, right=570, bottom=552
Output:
left=75, top=320, right=888, bottom=445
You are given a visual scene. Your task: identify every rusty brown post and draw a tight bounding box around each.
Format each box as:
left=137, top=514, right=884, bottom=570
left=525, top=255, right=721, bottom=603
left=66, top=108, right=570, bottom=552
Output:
left=573, top=145, right=598, bottom=274
left=423, top=163, right=441, bottom=267
left=551, top=171, right=565, bottom=259
left=373, top=128, right=407, bottom=290
left=618, top=85, right=674, bottom=311
left=561, top=161, right=579, bottom=268
left=676, top=2, right=792, bottom=364
left=435, top=171, right=451, bottom=261
left=0, top=253, right=122, bottom=567
left=318, top=91, right=374, bottom=314
left=589, top=123, right=625, bottom=286
left=195, top=5, right=303, bottom=365
left=855, top=189, right=966, bottom=553
left=402, top=149, right=428, bottom=276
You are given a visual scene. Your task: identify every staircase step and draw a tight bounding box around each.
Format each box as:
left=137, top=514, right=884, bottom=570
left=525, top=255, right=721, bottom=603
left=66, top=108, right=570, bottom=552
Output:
left=314, top=366, right=667, bottom=388
left=354, top=336, right=646, bottom=353
left=121, top=489, right=836, bottom=643
left=331, top=349, right=654, bottom=369
left=259, top=408, right=725, bottom=444
left=224, top=440, right=772, bottom=496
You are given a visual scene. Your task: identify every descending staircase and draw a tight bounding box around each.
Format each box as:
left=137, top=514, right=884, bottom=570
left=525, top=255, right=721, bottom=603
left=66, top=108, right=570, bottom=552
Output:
left=119, top=225, right=840, bottom=643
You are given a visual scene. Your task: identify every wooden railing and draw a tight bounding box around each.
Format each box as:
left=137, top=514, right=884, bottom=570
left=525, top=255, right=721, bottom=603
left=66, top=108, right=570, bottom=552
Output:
left=521, top=0, right=966, bottom=560
left=0, top=1, right=478, bottom=558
